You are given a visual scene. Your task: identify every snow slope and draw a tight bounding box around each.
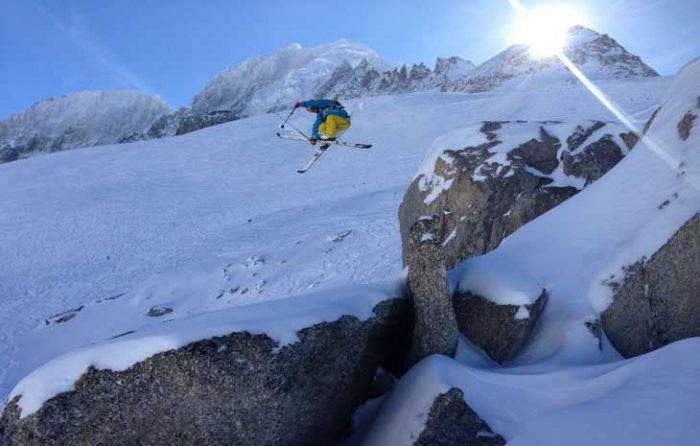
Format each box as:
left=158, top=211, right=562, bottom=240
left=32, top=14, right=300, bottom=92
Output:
left=3, top=68, right=695, bottom=444
left=0, top=91, right=171, bottom=160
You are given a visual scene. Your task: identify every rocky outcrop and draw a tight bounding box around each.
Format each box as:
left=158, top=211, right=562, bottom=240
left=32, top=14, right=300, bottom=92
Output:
left=453, top=290, right=547, bottom=364
left=0, top=298, right=412, bottom=446
left=562, top=134, right=626, bottom=184
left=175, top=110, right=241, bottom=136
left=414, top=388, right=505, bottom=446
left=317, top=57, right=475, bottom=100
left=405, top=216, right=459, bottom=366
left=399, top=120, right=629, bottom=269
left=0, top=146, right=19, bottom=163
left=602, top=213, right=700, bottom=358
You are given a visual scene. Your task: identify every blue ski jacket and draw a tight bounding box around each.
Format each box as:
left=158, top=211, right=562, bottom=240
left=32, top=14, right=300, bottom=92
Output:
left=300, top=99, right=351, bottom=138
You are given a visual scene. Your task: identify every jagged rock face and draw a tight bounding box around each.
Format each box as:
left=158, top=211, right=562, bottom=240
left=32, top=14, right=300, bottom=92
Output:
left=602, top=213, right=700, bottom=358
left=319, top=56, right=475, bottom=100
left=444, top=26, right=658, bottom=94
left=414, top=388, right=505, bottom=446
left=405, top=216, right=459, bottom=366
left=0, top=91, right=171, bottom=162
left=0, top=299, right=412, bottom=446
left=453, top=290, right=547, bottom=364
left=399, top=120, right=631, bottom=269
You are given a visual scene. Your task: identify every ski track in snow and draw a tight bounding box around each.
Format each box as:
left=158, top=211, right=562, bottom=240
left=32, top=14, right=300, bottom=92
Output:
left=0, top=78, right=671, bottom=412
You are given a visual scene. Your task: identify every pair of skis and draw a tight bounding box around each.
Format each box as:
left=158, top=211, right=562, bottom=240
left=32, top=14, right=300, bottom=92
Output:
left=276, top=133, right=372, bottom=173
left=274, top=110, right=371, bottom=173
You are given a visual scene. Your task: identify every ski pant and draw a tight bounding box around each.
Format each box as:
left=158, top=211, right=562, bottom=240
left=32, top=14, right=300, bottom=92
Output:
left=319, top=115, right=351, bottom=138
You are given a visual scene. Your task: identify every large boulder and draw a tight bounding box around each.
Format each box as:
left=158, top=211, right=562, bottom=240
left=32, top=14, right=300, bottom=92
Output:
left=399, top=120, right=632, bottom=269
left=414, top=388, right=505, bottom=446
left=453, top=290, right=548, bottom=364
left=0, top=298, right=412, bottom=446
left=602, top=213, right=700, bottom=358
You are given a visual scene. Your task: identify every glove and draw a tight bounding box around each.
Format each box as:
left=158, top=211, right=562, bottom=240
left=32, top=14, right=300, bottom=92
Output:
left=294, top=102, right=304, bottom=108
left=309, top=139, right=317, bottom=145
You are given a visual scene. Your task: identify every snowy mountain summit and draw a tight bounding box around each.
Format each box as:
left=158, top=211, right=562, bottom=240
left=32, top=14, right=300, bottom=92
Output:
left=0, top=91, right=171, bottom=162
left=191, top=40, right=388, bottom=116
left=444, top=26, right=658, bottom=93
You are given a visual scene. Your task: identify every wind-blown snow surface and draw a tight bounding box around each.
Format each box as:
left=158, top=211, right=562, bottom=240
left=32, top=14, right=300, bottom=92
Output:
left=0, top=91, right=171, bottom=158
left=2, top=71, right=694, bottom=443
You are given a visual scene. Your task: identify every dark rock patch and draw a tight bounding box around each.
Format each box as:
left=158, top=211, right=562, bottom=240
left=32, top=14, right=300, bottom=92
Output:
left=562, top=135, right=625, bottom=184
left=508, top=127, right=560, bottom=174
left=146, top=306, right=173, bottom=317
left=620, top=131, right=640, bottom=150
left=0, top=146, right=20, bottom=163
left=567, top=121, right=606, bottom=151
left=677, top=112, right=696, bottom=141
left=453, top=290, right=548, bottom=364
left=414, top=388, right=505, bottom=446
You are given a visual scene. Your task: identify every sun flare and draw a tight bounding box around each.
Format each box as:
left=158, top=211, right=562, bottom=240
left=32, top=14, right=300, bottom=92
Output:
left=510, top=4, right=588, bottom=58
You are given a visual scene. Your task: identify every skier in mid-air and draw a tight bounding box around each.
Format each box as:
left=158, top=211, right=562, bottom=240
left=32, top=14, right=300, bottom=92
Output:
left=277, top=99, right=369, bottom=173
left=294, top=99, right=351, bottom=145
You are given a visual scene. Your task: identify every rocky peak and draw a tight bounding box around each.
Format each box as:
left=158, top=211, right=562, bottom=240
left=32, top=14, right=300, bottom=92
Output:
left=444, top=26, right=658, bottom=93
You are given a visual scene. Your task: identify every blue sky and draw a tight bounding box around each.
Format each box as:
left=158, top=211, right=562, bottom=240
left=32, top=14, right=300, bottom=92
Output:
left=1, top=0, right=698, bottom=119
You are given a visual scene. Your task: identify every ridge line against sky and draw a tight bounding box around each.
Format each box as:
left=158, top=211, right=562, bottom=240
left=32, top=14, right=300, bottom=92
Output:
left=1, top=0, right=699, bottom=119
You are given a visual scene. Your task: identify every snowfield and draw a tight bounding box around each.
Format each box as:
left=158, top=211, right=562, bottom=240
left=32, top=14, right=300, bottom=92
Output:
left=2, top=64, right=699, bottom=445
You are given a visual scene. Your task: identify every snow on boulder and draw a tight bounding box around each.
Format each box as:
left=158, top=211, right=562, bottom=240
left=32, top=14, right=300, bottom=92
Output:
left=452, top=58, right=700, bottom=364
left=399, top=119, right=632, bottom=270
left=602, top=212, right=700, bottom=357
left=0, top=284, right=412, bottom=446
left=443, top=26, right=658, bottom=94
left=0, top=91, right=171, bottom=162
left=601, top=77, right=700, bottom=357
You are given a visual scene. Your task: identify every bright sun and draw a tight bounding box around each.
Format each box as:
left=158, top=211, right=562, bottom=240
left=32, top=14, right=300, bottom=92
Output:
left=511, top=4, right=588, bottom=58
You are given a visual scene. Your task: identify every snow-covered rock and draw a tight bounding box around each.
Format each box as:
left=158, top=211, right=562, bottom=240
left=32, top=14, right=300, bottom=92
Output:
left=603, top=212, right=700, bottom=358
left=444, top=26, right=658, bottom=94
left=452, top=58, right=700, bottom=365
left=399, top=119, right=633, bottom=269
left=0, top=289, right=412, bottom=446
left=0, top=91, right=171, bottom=162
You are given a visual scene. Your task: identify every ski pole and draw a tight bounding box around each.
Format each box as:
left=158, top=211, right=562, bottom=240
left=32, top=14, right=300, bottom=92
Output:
left=279, top=106, right=296, bottom=129
left=274, top=112, right=310, bottom=139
